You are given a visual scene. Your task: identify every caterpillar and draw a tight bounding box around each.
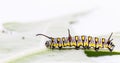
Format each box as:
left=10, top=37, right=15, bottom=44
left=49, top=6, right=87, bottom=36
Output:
left=36, top=29, right=115, bottom=52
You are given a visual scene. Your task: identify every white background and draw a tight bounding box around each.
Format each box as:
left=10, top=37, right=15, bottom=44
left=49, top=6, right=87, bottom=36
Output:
left=0, top=0, right=120, bottom=36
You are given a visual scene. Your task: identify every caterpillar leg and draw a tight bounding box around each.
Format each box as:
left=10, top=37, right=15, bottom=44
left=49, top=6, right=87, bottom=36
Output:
left=75, top=46, right=80, bottom=50
left=94, top=47, right=99, bottom=52
left=83, top=46, right=86, bottom=49
left=83, top=45, right=88, bottom=49
left=75, top=41, right=80, bottom=50
left=58, top=46, right=62, bottom=50
left=50, top=43, right=55, bottom=49
left=108, top=44, right=115, bottom=52
left=86, top=46, right=91, bottom=49
left=51, top=46, right=55, bottom=49
left=86, top=43, right=90, bottom=49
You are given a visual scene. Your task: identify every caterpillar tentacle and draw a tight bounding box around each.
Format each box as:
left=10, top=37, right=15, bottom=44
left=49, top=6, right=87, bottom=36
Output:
left=36, top=34, right=52, bottom=39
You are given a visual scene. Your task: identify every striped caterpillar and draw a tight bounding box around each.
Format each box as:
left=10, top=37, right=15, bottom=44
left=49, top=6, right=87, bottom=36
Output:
left=36, top=29, right=115, bottom=52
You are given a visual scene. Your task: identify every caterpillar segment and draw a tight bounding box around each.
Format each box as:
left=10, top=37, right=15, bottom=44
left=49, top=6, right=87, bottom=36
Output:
left=36, top=29, right=115, bottom=52
left=87, top=36, right=92, bottom=49
left=74, top=36, right=80, bottom=49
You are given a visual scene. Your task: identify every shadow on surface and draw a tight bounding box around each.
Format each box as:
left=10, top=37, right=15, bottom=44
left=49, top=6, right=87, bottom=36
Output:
left=84, top=50, right=120, bottom=57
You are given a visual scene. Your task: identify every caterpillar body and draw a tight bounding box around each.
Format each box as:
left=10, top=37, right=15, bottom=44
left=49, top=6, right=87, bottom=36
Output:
left=36, top=29, right=115, bottom=52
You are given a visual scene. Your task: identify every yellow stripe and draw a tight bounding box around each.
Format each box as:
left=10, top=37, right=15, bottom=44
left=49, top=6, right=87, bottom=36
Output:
left=88, top=36, right=92, bottom=41
left=75, top=36, right=78, bottom=41
left=95, top=37, right=99, bottom=42
left=81, top=35, right=85, bottom=41
left=78, top=42, right=83, bottom=46
left=84, top=42, right=88, bottom=46
left=71, top=42, right=76, bottom=46
left=57, top=38, right=60, bottom=42
left=89, top=43, right=95, bottom=47
left=52, top=38, right=54, bottom=42
left=102, top=38, right=105, bottom=42
left=98, top=43, right=102, bottom=48
left=62, top=37, right=65, bottom=42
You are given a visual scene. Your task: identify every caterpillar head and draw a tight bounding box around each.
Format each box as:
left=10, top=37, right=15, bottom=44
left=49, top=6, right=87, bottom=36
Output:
left=36, top=34, right=52, bottom=48
left=45, top=40, right=51, bottom=48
